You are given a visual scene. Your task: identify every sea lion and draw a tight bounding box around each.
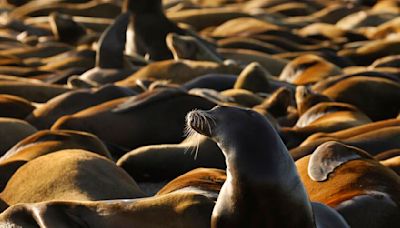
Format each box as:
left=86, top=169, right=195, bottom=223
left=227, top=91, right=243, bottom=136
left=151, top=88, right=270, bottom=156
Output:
left=217, top=37, right=286, bottom=55
left=117, top=134, right=224, bottom=182
left=186, top=106, right=349, bottom=227
left=280, top=102, right=372, bottom=149
left=1, top=149, right=145, bottom=205
left=296, top=141, right=400, bottom=228
left=51, top=88, right=216, bottom=157
left=0, top=129, right=111, bottom=191
left=320, top=76, right=400, bottom=121
left=220, top=89, right=263, bottom=107
left=26, top=84, right=136, bottom=129
left=0, top=191, right=214, bottom=228
left=166, top=32, right=224, bottom=63
left=0, top=118, right=37, bottom=155
left=295, top=86, right=332, bottom=115
left=380, top=156, right=400, bottom=175
left=291, top=125, right=400, bottom=160
left=0, top=94, right=35, bottom=119
left=68, top=12, right=137, bottom=88
left=49, top=12, right=87, bottom=45
left=181, top=74, right=237, bottom=91
left=157, top=168, right=226, bottom=196
left=233, top=62, right=273, bottom=94
left=279, top=54, right=342, bottom=85
left=217, top=48, right=288, bottom=76
left=124, top=0, right=186, bottom=60
left=115, top=59, right=241, bottom=87
left=0, top=81, right=72, bottom=103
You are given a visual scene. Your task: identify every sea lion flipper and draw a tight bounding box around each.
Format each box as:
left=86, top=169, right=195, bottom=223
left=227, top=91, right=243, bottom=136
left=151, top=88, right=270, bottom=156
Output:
left=97, top=12, right=131, bottom=69
left=112, top=88, right=186, bottom=113
left=308, top=141, right=372, bottom=182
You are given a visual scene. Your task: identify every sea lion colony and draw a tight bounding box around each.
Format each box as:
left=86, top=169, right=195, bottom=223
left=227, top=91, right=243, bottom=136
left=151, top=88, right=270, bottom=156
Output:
left=0, top=0, right=399, bottom=227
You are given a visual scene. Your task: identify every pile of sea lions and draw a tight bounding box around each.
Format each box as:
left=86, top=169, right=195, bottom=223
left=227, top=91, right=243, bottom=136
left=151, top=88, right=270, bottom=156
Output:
left=0, top=0, right=399, bottom=227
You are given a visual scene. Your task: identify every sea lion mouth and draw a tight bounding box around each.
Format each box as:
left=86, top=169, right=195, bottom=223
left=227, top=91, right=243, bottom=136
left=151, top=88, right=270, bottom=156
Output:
left=186, top=109, right=215, bottom=137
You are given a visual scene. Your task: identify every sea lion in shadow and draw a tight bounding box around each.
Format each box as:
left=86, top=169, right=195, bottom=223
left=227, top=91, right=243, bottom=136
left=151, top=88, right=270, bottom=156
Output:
left=117, top=134, right=224, bottom=182
left=319, top=76, right=400, bottom=121
left=68, top=12, right=138, bottom=88
left=0, top=94, right=35, bottom=119
left=124, top=0, right=186, bottom=60
left=51, top=88, right=216, bottom=157
left=0, top=118, right=37, bottom=155
left=1, top=149, right=145, bottom=205
left=49, top=12, right=87, bottom=45
left=296, top=141, right=400, bottom=228
left=26, top=84, right=137, bottom=130
left=186, top=106, right=349, bottom=227
left=0, top=81, right=72, bottom=103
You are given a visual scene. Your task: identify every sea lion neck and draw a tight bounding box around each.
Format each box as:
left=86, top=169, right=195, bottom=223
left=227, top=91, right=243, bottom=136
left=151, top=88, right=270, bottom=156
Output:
left=214, top=121, right=316, bottom=227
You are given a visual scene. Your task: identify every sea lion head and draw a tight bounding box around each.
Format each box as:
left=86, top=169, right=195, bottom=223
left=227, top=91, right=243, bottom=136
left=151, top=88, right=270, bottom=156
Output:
left=186, top=106, right=280, bottom=155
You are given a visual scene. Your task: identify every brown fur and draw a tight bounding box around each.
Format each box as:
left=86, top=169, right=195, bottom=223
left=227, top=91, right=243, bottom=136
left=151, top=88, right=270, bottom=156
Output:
left=1, top=150, right=145, bottom=205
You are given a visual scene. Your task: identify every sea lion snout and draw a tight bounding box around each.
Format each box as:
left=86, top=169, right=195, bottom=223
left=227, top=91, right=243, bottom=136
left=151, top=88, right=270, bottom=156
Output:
left=186, top=109, right=216, bottom=137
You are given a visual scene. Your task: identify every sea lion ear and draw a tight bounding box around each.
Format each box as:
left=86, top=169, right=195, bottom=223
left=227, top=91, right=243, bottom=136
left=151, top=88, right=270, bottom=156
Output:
left=308, top=141, right=372, bottom=182
left=96, top=12, right=130, bottom=69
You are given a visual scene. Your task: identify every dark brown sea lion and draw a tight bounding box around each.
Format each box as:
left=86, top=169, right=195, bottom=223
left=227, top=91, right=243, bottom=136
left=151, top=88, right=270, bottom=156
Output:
left=51, top=88, right=216, bottom=157
left=187, top=106, right=349, bottom=227
left=0, top=118, right=37, bottom=155
left=117, top=134, right=224, bottom=182
left=49, top=12, right=87, bottom=45
left=0, top=94, right=35, bottom=119
left=181, top=74, right=237, bottom=91
left=296, top=141, right=400, bottom=228
left=0, top=191, right=214, bottom=228
left=124, top=0, right=186, bottom=60
left=26, top=84, right=136, bottom=130
left=1, top=149, right=145, bottom=205
left=0, top=81, right=72, bottom=103
left=320, top=76, right=400, bottom=121
left=68, top=13, right=137, bottom=88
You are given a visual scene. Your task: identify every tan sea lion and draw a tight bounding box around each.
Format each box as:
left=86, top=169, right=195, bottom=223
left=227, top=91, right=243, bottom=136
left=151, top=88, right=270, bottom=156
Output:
left=0, top=129, right=111, bottom=191
left=279, top=54, right=342, bottom=85
left=166, top=32, right=224, bottom=63
left=0, top=191, right=214, bottom=228
left=115, top=59, right=241, bottom=87
left=380, top=156, right=400, bottom=175
left=233, top=62, right=273, bottom=94
left=296, top=141, right=400, bottom=228
left=217, top=48, right=288, bottom=75
left=187, top=106, right=349, bottom=227
left=0, top=117, right=37, bottom=155
left=281, top=101, right=372, bottom=149
left=1, top=149, right=145, bottom=205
